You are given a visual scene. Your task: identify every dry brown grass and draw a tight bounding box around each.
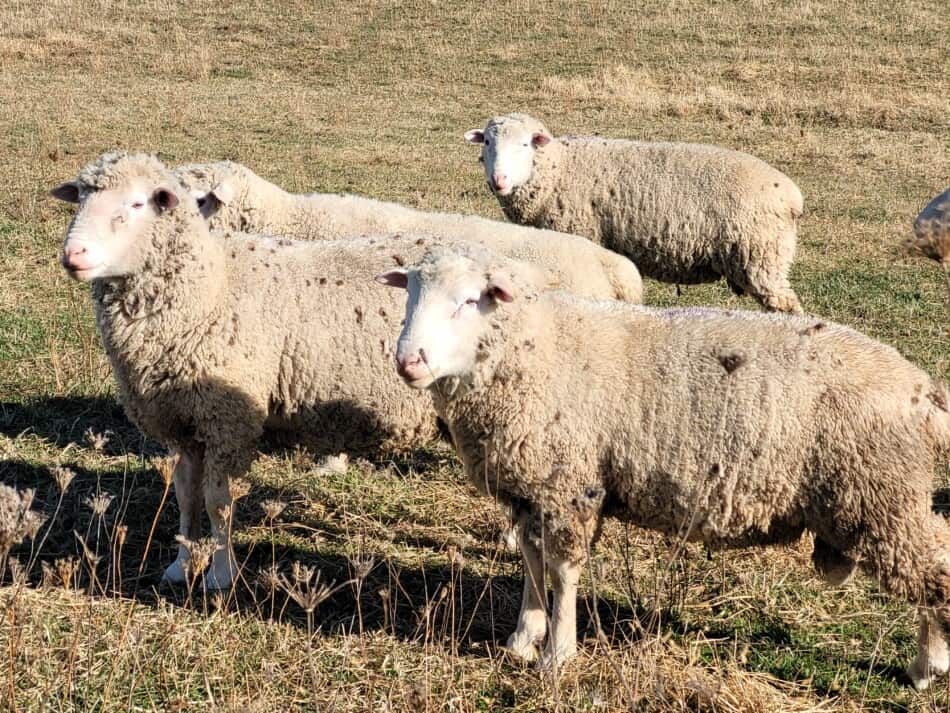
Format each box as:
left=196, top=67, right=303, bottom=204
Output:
left=0, top=0, right=948, bottom=710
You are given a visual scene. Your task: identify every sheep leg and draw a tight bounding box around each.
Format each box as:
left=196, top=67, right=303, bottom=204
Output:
left=505, top=524, right=546, bottom=661
left=162, top=450, right=204, bottom=584
left=754, top=285, right=803, bottom=315
left=497, top=502, right=521, bottom=552
left=742, top=245, right=803, bottom=314
left=908, top=609, right=950, bottom=690
left=201, top=447, right=254, bottom=590
left=855, top=512, right=950, bottom=690
left=537, top=557, right=580, bottom=671
left=812, top=536, right=856, bottom=586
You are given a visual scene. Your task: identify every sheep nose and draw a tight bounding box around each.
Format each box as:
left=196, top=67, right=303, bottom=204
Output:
left=62, top=244, right=94, bottom=271
left=491, top=173, right=508, bottom=192
left=396, top=353, right=426, bottom=381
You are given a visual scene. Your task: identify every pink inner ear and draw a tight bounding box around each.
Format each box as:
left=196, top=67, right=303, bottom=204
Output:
left=490, top=285, right=514, bottom=303
left=375, top=270, right=409, bottom=288
left=532, top=133, right=550, bottom=148
left=464, top=130, right=485, bottom=144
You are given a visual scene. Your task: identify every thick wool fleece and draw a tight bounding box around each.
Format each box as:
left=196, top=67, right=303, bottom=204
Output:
left=428, top=253, right=950, bottom=623
left=173, top=161, right=643, bottom=303
left=485, top=114, right=804, bottom=313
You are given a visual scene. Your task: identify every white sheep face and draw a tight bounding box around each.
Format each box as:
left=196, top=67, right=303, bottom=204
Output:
left=52, top=180, right=179, bottom=281
left=465, top=118, right=551, bottom=196
left=173, top=165, right=238, bottom=227
left=377, top=255, right=514, bottom=389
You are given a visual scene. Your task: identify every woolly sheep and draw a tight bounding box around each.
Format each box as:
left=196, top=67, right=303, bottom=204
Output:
left=909, top=187, right=950, bottom=267
left=50, top=152, right=640, bottom=590
left=378, top=246, right=950, bottom=688
left=172, top=160, right=643, bottom=304
left=464, top=113, right=805, bottom=313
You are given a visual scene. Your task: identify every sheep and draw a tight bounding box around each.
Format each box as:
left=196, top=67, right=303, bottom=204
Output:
left=909, top=188, right=950, bottom=267
left=49, top=152, right=641, bottom=590
left=464, top=113, right=805, bottom=314
left=378, top=245, right=950, bottom=688
left=172, top=160, right=643, bottom=304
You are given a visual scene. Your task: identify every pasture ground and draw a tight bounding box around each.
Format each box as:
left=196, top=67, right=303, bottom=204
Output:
left=0, top=1, right=948, bottom=710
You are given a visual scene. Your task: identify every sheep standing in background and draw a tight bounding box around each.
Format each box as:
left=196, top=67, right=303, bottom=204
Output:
left=465, top=113, right=805, bottom=313
left=910, top=188, right=950, bottom=268
left=173, top=160, right=643, bottom=304
left=50, top=152, right=644, bottom=589
left=379, top=246, right=950, bottom=688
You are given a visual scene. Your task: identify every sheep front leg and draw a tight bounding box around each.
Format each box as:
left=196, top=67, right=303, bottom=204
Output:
left=202, top=447, right=254, bottom=590
left=538, top=557, right=580, bottom=671
left=908, top=609, right=950, bottom=691
left=506, top=523, right=547, bottom=661
left=162, top=450, right=204, bottom=584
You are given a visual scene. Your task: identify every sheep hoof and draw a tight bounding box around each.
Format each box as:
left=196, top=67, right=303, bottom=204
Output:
left=202, top=561, right=236, bottom=590
left=536, top=644, right=576, bottom=673
left=161, top=558, right=188, bottom=585
left=907, top=654, right=949, bottom=691
left=498, top=527, right=520, bottom=553
left=505, top=632, right=540, bottom=662
left=907, top=660, right=934, bottom=691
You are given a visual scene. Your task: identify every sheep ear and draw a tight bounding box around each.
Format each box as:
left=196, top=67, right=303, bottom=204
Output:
left=486, top=274, right=515, bottom=303
left=464, top=129, right=485, bottom=144
left=531, top=133, right=551, bottom=148
left=210, top=180, right=235, bottom=205
left=50, top=181, right=80, bottom=203
left=375, top=269, right=409, bottom=289
left=153, top=187, right=180, bottom=211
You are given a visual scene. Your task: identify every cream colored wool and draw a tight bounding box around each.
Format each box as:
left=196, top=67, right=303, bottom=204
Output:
left=472, top=113, right=805, bottom=313
left=57, top=152, right=627, bottom=589
left=173, top=160, right=643, bottom=303
left=396, top=247, right=950, bottom=682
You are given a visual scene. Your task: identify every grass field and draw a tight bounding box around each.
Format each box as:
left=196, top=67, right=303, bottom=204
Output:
left=1, top=0, right=948, bottom=710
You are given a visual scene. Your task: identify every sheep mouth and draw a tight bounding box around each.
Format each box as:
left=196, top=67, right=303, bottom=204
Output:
left=64, top=263, right=105, bottom=282
left=403, top=372, right=439, bottom=389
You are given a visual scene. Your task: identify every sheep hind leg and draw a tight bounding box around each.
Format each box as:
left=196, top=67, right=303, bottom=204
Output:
left=741, top=256, right=803, bottom=313
left=812, top=537, right=856, bottom=586
left=162, top=450, right=204, bottom=585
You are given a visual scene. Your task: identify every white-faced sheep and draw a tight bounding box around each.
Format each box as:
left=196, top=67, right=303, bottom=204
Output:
left=50, top=152, right=642, bottom=589
left=378, top=246, right=950, bottom=688
left=465, top=113, right=805, bottom=313
left=172, top=160, right=643, bottom=304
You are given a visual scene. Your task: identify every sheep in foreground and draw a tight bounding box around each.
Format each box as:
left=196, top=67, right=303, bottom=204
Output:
left=173, top=160, right=643, bottom=304
left=465, top=113, right=805, bottom=313
left=50, top=152, right=640, bottom=589
left=378, top=246, right=950, bottom=688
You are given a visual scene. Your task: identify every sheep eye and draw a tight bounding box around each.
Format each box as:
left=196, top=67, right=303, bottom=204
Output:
left=196, top=197, right=207, bottom=207
left=131, top=201, right=144, bottom=209
left=465, top=298, right=479, bottom=306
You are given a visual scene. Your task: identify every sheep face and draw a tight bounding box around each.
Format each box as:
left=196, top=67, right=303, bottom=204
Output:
left=173, top=163, right=240, bottom=230
left=52, top=179, right=180, bottom=281
left=465, top=114, right=551, bottom=196
left=376, top=252, right=514, bottom=389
